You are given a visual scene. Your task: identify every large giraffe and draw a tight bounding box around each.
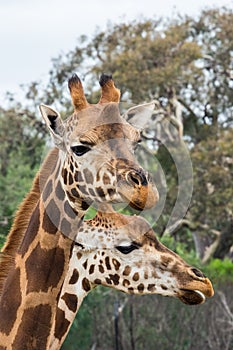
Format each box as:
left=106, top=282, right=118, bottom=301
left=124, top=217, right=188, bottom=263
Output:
left=49, top=204, right=214, bottom=349
left=0, top=74, right=158, bottom=349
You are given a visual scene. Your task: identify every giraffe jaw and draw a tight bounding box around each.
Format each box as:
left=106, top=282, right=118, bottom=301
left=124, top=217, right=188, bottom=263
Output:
left=178, top=289, right=207, bottom=305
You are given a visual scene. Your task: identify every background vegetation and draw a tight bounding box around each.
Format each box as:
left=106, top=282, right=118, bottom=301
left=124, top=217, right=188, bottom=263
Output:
left=0, top=6, right=232, bottom=350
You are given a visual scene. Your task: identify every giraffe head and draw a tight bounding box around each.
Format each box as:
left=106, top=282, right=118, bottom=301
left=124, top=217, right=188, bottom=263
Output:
left=49, top=206, right=214, bottom=349
left=39, top=74, right=158, bottom=213
left=74, top=207, right=214, bottom=305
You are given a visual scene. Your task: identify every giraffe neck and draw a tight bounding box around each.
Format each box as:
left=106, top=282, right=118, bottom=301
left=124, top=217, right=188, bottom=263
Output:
left=40, top=153, right=85, bottom=240
left=0, top=151, right=89, bottom=350
left=49, top=209, right=118, bottom=349
left=0, top=148, right=59, bottom=297
left=49, top=240, right=93, bottom=350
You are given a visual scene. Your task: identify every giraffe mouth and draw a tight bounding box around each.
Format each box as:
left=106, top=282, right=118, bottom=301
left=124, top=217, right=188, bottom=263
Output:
left=117, top=180, right=159, bottom=210
left=178, top=289, right=207, bottom=305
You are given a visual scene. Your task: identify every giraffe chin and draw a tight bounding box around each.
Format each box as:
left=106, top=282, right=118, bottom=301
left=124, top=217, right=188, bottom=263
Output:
left=178, top=290, right=206, bottom=305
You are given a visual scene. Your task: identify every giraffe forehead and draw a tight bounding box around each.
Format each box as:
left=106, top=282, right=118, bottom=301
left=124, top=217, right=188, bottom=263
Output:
left=65, top=104, right=140, bottom=144
left=68, top=123, right=139, bottom=147
left=76, top=222, right=152, bottom=249
left=66, top=102, right=122, bottom=127
left=81, top=214, right=154, bottom=245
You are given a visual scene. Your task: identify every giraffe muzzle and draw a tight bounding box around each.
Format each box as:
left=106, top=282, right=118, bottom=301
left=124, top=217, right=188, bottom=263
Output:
left=178, top=277, right=214, bottom=305
left=178, top=289, right=207, bottom=305
left=117, top=170, right=159, bottom=210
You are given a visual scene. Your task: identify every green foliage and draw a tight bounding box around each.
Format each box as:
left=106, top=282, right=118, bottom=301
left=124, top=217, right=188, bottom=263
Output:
left=0, top=235, right=5, bottom=249
left=191, top=129, right=233, bottom=231
left=63, top=278, right=233, bottom=350
left=83, top=207, right=97, bottom=220
left=0, top=105, right=46, bottom=236
left=206, top=258, right=233, bottom=283
left=0, top=5, right=232, bottom=259
left=0, top=157, right=39, bottom=235
left=161, top=234, right=233, bottom=283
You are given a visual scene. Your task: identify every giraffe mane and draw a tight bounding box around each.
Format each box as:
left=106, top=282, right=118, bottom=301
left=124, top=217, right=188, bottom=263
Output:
left=0, top=147, right=59, bottom=296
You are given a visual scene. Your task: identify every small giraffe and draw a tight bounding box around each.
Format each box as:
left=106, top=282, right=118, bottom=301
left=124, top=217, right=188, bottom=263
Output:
left=49, top=204, right=214, bottom=349
left=0, top=74, right=158, bottom=349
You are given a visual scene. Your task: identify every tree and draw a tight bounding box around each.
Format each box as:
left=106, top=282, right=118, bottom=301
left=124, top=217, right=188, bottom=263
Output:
left=0, top=103, right=46, bottom=235
left=0, top=6, right=233, bottom=350
left=1, top=7, right=232, bottom=260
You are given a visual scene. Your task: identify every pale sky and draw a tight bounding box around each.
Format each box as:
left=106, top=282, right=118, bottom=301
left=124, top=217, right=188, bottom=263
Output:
left=0, top=0, right=232, bottom=105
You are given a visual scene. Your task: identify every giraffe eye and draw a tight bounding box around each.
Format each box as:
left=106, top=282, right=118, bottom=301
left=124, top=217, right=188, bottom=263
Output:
left=116, top=242, right=140, bottom=254
left=71, top=145, right=91, bottom=156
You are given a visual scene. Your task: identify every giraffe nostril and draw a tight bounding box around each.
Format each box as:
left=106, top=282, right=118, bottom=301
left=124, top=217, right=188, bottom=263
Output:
left=191, top=268, right=206, bottom=278
left=128, top=172, right=140, bottom=186
left=127, top=170, right=147, bottom=187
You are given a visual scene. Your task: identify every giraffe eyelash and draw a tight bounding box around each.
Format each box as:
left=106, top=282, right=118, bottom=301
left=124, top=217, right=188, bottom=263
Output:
left=116, top=241, right=141, bottom=254
left=71, top=145, right=91, bottom=156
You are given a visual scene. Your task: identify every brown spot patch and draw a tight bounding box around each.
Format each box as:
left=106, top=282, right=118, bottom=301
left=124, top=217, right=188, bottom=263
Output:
left=89, top=264, right=95, bottom=274
left=42, top=179, right=53, bottom=202
left=96, top=187, right=105, bottom=198
left=61, top=293, right=78, bottom=313
left=81, top=200, right=89, bottom=211
left=69, top=269, right=79, bottom=284
left=123, top=266, right=131, bottom=276
left=123, top=279, right=130, bottom=287
left=43, top=199, right=60, bottom=233
left=76, top=252, right=82, bottom=259
left=112, top=258, right=120, bottom=271
left=42, top=207, right=58, bottom=235
left=69, top=172, right=73, bottom=186
left=82, top=278, right=91, bottom=292
left=12, top=304, right=52, bottom=349
left=64, top=200, right=77, bottom=219
left=107, top=188, right=114, bottom=197
left=99, top=265, right=104, bottom=273
left=55, top=181, right=65, bottom=201
left=137, top=283, right=144, bottom=293
left=105, top=257, right=111, bottom=270
left=103, top=173, right=110, bottom=184
left=70, top=161, right=74, bottom=173
left=0, top=267, right=22, bottom=335
left=71, top=187, right=80, bottom=198
left=62, top=168, right=68, bottom=185
left=78, top=185, right=89, bottom=196
left=54, top=308, right=70, bottom=341
left=83, top=168, right=94, bottom=184
left=94, top=279, right=101, bottom=285
left=18, top=203, right=40, bottom=256
left=105, top=277, right=112, bottom=285
left=161, top=284, right=168, bottom=290
left=82, top=260, right=88, bottom=269
left=148, top=284, right=156, bottom=292
left=109, top=274, right=120, bottom=285
left=60, top=218, right=72, bottom=235
left=133, top=272, right=139, bottom=281
left=88, top=188, right=95, bottom=196
left=74, top=171, right=83, bottom=183
left=161, top=256, right=173, bottom=267
left=26, top=244, right=65, bottom=293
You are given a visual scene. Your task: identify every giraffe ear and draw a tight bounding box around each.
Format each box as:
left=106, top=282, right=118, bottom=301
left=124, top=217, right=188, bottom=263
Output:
left=123, top=101, right=159, bottom=130
left=39, top=104, right=65, bottom=148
